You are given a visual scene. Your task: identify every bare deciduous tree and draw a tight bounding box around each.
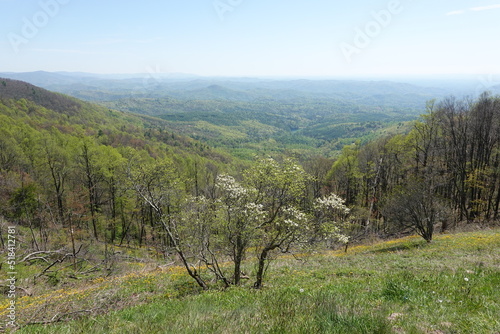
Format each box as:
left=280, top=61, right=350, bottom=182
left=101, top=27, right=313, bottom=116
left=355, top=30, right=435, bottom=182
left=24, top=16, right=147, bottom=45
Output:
left=382, top=180, right=449, bottom=243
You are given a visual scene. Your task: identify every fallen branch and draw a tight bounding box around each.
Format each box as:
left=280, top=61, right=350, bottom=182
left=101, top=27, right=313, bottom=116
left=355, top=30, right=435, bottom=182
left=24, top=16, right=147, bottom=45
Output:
left=34, top=253, right=74, bottom=280
left=21, top=250, right=65, bottom=263
left=0, top=285, right=32, bottom=296
left=24, top=256, right=50, bottom=264
left=25, top=309, right=95, bottom=325
left=17, top=286, right=32, bottom=296
left=78, top=263, right=102, bottom=275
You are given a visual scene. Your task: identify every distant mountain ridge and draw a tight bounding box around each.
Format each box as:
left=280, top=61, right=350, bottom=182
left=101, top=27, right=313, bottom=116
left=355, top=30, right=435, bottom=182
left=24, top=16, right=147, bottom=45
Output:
left=5, top=71, right=499, bottom=109
left=2, top=71, right=499, bottom=158
left=0, top=71, right=453, bottom=105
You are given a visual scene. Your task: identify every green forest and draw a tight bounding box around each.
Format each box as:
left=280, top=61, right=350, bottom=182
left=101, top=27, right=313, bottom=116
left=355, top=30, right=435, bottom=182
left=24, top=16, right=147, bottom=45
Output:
left=0, top=78, right=499, bottom=332
left=99, top=96, right=408, bottom=159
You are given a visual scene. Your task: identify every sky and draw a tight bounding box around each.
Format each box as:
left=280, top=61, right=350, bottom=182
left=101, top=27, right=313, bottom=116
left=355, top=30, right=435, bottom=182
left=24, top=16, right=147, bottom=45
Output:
left=1, top=0, right=500, bottom=78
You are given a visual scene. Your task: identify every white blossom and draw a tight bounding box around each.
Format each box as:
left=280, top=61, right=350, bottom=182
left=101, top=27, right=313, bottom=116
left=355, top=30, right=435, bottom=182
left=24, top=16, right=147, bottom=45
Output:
left=283, top=206, right=307, bottom=221
left=336, top=234, right=350, bottom=244
left=280, top=206, right=307, bottom=228
left=216, top=174, right=247, bottom=199
left=315, top=193, right=350, bottom=214
left=243, top=202, right=266, bottom=221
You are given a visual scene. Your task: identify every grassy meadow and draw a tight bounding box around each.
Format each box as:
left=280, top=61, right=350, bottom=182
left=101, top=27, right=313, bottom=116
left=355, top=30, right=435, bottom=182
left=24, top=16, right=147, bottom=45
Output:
left=2, top=228, right=499, bottom=334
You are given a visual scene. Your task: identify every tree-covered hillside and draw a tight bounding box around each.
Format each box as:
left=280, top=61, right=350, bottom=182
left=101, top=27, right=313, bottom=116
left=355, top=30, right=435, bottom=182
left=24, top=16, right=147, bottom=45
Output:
left=1, top=72, right=449, bottom=159
left=99, top=96, right=409, bottom=159
left=328, top=94, right=500, bottom=238
left=0, top=78, right=233, bottom=251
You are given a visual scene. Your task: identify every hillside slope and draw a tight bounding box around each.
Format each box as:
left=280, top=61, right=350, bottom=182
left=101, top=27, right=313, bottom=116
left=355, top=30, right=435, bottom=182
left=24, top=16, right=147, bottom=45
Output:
left=0, top=79, right=232, bottom=266
left=0, top=78, right=227, bottom=160
left=5, top=229, right=499, bottom=333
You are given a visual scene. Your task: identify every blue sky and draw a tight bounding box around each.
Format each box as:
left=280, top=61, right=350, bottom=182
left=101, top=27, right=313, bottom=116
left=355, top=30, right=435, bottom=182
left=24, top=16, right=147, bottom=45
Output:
left=1, top=0, right=500, bottom=77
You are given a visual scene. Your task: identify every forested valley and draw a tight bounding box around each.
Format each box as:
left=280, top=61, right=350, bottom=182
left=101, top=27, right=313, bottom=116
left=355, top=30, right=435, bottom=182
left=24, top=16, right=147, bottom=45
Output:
left=0, top=77, right=499, bottom=331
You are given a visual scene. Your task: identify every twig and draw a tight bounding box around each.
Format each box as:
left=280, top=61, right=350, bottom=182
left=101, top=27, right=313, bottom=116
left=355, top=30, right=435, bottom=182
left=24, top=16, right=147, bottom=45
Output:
left=78, top=263, right=102, bottom=275
left=35, top=253, right=73, bottom=279
left=24, top=309, right=95, bottom=325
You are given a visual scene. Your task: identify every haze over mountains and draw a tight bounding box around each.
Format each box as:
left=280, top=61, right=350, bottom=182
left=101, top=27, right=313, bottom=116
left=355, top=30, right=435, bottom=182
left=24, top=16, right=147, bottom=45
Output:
left=3, top=71, right=499, bottom=159
left=2, top=71, right=497, bottom=105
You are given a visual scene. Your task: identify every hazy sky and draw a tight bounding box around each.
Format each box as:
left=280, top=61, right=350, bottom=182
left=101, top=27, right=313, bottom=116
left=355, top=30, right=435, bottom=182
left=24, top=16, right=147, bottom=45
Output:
left=1, top=0, right=500, bottom=77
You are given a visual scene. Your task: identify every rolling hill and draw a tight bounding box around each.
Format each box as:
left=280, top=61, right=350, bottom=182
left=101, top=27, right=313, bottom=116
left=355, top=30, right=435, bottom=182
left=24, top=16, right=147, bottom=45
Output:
left=1, top=71, right=481, bottom=158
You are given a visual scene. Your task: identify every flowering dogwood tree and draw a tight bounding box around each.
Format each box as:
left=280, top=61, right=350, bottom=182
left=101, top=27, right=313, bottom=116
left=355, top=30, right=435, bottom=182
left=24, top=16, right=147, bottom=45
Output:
left=244, top=158, right=313, bottom=288
left=132, top=156, right=350, bottom=290
left=314, top=193, right=351, bottom=247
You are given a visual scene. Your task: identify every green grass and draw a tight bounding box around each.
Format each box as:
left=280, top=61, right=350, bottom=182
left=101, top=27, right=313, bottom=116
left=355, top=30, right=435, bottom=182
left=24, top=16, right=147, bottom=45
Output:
left=7, top=229, right=500, bottom=333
